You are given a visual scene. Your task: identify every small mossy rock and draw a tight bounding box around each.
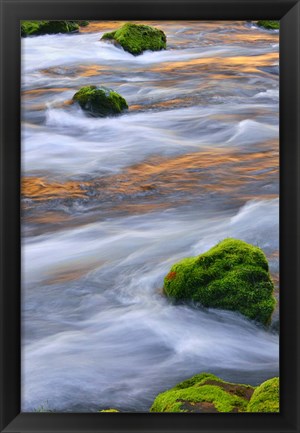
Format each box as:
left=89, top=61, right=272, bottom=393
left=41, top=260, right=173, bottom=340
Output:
left=72, top=85, right=128, bottom=117
left=21, top=20, right=79, bottom=37
left=73, top=20, right=90, bottom=27
left=256, top=20, right=280, bottom=30
left=163, top=238, right=276, bottom=325
left=150, top=373, right=254, bottom=413
left=101, top=23, right=166, bottom=55
left=99, top=409, right=120, bottom=412
left=247, top=377, right=279, bottom=412
left=21, top=21, right=42, bottom=36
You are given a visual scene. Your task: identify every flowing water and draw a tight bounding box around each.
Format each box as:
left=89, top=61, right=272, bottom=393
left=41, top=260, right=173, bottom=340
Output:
left=21, top=21, right=279, bottom=412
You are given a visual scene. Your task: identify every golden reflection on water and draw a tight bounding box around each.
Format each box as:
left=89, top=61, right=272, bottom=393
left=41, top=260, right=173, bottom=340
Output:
left=22, top=88, right=71, bottom=99
left=22, top=144, right=278, bottom=205
left=27, top=211, right=71, bottom=224
left=79, top=65, right=105, bottom=77
left=151, top=53, right=278, bottom=74
left=44, top=264, right=101, bottom=285
left=130, top=97, right=192, bottom=111
left=80, top=21, right=278, bottom=43
left=79, top=20, right=168, bottom=34
left=22, top=177, right=88, bottom=200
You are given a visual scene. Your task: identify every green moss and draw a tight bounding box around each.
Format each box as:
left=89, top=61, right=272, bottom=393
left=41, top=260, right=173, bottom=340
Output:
left=101, top=22, right=166, bottom=55
left=21, top=21, right=42, bottom=37
left=73, top=85, right=128, bottom=117
left=21, top=20, right=79, bottom=37
left=33, top=400, right=53, bottom=412
left=256, top=20, right=280, bottom=30
left=163, top=238, right=276, bottom=325
left=247, top=377, right=279, bottom=412
left=150, top=373, right=254, bottom=413
left=73, top=20, right=90, bottom=27
left=99, top=408, right=120, bottom=412
left=172, top=373, right=217, bottom=390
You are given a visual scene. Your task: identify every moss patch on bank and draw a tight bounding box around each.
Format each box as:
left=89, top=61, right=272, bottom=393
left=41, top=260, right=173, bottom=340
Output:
left=151, top=374, right=279, bottom=413
left=256, top=21, right=280, bottom=30
left=163, top=238, right=276, bottom=325
left=247, top=377, right=279, bottom=412
left=72, top=85, right=128, bottom=117
left=101, top=23, right=166, bottom=55
left=99, top=409, right=120, bottom=412
left=73, top=20, right=90, bottom=27
left=21, top=20, right=81, bottom=37
left=150, top=373, right=254, bottom=413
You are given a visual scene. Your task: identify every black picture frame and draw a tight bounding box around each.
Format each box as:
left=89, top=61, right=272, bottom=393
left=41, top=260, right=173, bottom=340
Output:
left=0, top=1, right=299, bottom=432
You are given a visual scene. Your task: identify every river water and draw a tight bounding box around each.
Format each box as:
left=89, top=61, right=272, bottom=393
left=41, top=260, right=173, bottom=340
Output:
left=21, top=21, right=279, bottom=412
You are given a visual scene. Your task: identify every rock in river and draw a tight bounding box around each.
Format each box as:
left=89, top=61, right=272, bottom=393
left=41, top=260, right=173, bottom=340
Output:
left=256, top=20, right=279, bottom=30
left=72, top=86, right=128, bottom=117
left=163, top=238, right=276, bottom=325
left=101, top=22, right=167, bottom=55
left=21, top=21, right=80, bottom=37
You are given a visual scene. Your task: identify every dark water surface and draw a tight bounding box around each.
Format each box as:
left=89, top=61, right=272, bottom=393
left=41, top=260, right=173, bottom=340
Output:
left=21, top=21, right=279, bottom=412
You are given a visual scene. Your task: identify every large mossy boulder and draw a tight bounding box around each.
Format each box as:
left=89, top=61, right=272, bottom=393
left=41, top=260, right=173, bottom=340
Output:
left=163, top=238, right=276, bottom=325
left=21, top=20, right=80, bottom=37
left=247, top=377, right=279, bottom=412
left=256, top=20, right=279, bottom=30
left=101, top=23, right=166, bottom=55
left=72, top=85, right=128, bottom=117
left=150, top=373, right=254, bottom=413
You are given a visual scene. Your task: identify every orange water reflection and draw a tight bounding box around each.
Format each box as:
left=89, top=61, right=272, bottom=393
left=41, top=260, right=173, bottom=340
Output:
left=22, top=177, right=88, bottom=201
left=22, top=144, right=278, bottom=204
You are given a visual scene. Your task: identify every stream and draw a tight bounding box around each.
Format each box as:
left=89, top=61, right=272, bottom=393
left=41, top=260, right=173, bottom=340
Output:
left=21, top=21, right=279, bottom=412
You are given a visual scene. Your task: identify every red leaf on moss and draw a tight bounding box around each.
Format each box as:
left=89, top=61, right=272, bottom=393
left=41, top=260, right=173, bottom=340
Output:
left=166, top=271, right=177, bottom=281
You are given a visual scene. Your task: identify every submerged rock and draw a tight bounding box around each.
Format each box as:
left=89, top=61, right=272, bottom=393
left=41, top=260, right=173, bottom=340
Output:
left=150, top=373, right=254, bottom=413
left=247, top=377, right=279, bottom=412
left=256, top=20, right=279, bottom=30
left=72, top=85, right=128, bottom=117
left=101, top=23, right=166, bottom=55
left=21, top=20, right=80, bottom=37
left=163, top=238, right=276, bottom=325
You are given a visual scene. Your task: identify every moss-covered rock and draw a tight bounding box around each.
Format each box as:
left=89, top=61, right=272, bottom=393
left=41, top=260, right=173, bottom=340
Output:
left=21, top=20, right=79, bottom=37
left=72, top=85, right=128, bottom=117
left=101, top=23, right=166, bottom=55
left=150, top=373, right=254, bottom=413
left=163, top=238, right=276, bottom=325
left=21, top=21, right=42, bottom=36
left=73, top=20, right=90, bottom=27
left=99, top=408, right=120, bottom=412
left=247, top=377, right=279, bottom=412
left=256, top=20, right=280, bottom=30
